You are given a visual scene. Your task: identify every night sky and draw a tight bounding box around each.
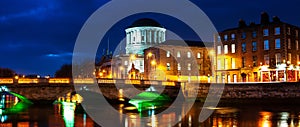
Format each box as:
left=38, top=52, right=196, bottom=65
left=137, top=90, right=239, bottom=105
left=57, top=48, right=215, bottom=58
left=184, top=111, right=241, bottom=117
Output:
left=1, top=0, right=300, bottom=76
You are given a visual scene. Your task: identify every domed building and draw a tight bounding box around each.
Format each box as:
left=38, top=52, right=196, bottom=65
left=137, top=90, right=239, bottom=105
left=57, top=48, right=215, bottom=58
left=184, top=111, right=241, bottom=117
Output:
left=125, top=18, right=166, bottom=55
left=110, top=18, right=166, bottom=79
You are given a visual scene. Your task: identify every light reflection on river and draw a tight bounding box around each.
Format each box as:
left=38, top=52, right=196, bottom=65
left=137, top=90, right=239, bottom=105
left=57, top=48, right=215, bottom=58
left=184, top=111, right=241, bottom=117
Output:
left=1, top=101, right=300, bottom=127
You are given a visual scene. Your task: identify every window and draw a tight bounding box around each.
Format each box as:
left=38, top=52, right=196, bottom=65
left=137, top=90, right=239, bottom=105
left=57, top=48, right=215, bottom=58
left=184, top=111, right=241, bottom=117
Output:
left=242, top=57, right=246, bottom=68
left=231, top=58, right=236, bottom=69
left=166, top=63, right=170, bottom=71
left=297, top=55, right=299, bottom=64
left=297, top=40, right=299, bottom=50
left=197, top=53, right=201, bottom=58
left=264, top=40, right=269, bottom=50
left=275, top=27, right=280, bottom=35
left=141, top=30, right=146, bottom=42
left=288, top=39, right=291, bottom=49
left=296, top=30, right=299, bottom=37
left=275, top=39, right=281, bottom=49
left=242, top=43, right=246, bottom=52
left=225, top=58, right=228, bottom=69
left=224, top=45, right=228, bottom=54
left=217, top=35, right=221, bottom=42
left=287, top=27, right=291, bottom=35
left=252, top=42, right=257, bottom=51
left=263, top=29, right=269, bottom=36
left=252, top=31, right=257, bottom=38
left=166, top=51, right=170, bottom=57
left=231, top=44, right=236, bottom=53
left=224, top=35, right=228, bottom=41
left=217, top=59, right=221, bottom=70
left=253, top=56, right=257, bottom=67
left=275, top=53, right=281, bottom=64
left=217, top=46, right=222, bottom=54
left=264, top=55, right=269, bottom=65
left=242, top=32, right=246, bottom=39
left=177, top=51, right=181, bottom=57
left=288, top=53, right=292, bottom=62
left=188, top=63, right=191, bottom=71
left=231, top=34, right=235, bottom=40
left=187, top=52, right=191, bottom=58
left=198, top=64, right=201, bottom=70
left=124, top=61, right=128, bottom=66
left=177, top=63, right=181, bottom=71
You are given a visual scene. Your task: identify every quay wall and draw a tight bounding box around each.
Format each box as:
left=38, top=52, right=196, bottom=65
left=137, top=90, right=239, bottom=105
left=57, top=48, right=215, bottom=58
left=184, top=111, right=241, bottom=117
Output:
left=2, top=82, right=300, bottom=101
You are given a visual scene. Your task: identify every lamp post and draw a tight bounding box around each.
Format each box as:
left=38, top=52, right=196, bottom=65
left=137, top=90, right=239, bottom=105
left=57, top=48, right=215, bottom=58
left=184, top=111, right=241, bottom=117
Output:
left=286, top=61, right=291, bottom=82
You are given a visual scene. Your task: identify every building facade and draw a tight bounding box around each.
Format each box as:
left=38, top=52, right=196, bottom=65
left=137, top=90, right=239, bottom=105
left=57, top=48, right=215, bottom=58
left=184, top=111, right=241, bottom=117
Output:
left=215, top=12, right=300, bottom=83
left=144, top=40, right=213, bottom=82
left=109, top=18, right=166, bottom=79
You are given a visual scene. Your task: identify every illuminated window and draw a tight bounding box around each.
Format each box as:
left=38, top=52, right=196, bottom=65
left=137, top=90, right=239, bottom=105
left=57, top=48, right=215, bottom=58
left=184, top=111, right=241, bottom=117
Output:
left=217, top=59, right=221, bottom=70
left=217, top=46, right=222, bottom=54
left=231, top=58, right=236, bottom=69
left=177, top=63, right=181, bottom=71
left=264, top=40, right=269, bottom=50
left=187, top=63, right=191, bottom=71
left=242, top=43, right=246, bottom=52
left=166, top=51, right=170, bottom=57
left=225, top=58, right=228, bottom=69
left=177, top=51, right=181, bottom=57
left=252, top=42, right=257, bottom=51
left=231, top=34, right=235, bottom=40
left=197, top=53, right=201, bottom=58
left=124, top=61, right=128, bottom=66
left=187, top=52, right=191, bottom=58
left=264, top=55, right=269, bottom=65
left=275, top=53, right=281, bottom=64
left=231, top=44, right=236, bottom=53
left=224, top=45, right=228, bottom=54
left=224, top=35, right=228, bottom=41
left=275, top=27, right=280, bottom=35
left=263, top=29, right=269, bottom=36
left=288, top=53, right=292, bottom=62
left=288, top=39, right=291, bottom=49
left=166, top=63, right=170, bottom=71
left=275, top=39, right=281, bottom=49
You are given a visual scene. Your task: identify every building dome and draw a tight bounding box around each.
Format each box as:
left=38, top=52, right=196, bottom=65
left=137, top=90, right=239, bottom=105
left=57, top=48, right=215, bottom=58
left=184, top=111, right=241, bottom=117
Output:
left=129, top=18, right=162, bottom=28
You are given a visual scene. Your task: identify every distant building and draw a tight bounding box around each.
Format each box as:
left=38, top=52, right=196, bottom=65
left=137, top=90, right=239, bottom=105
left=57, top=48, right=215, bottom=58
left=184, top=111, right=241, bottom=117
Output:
left=144, top=40, right=213, bottom=82
left=110, top=18, right=166, bottom=79
left=215, top=12, right=300, bottom=83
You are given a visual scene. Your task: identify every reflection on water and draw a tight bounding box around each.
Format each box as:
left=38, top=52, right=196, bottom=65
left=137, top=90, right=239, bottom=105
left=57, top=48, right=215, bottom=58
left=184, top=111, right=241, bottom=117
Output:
left=3, top=100, right=300, bottom=126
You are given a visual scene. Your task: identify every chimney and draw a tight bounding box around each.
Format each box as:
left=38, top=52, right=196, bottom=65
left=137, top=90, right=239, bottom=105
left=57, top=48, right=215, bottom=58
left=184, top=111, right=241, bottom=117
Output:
left=273, top=16, right=281, bottom=23
left=260, top=12, right=270, bottom=24
left=239, top=19, right=247, bottom=28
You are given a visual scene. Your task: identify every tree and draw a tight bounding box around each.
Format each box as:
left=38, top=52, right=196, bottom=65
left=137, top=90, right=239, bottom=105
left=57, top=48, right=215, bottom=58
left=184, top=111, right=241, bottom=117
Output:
left=55, top=64, right=72, bottom=78
left=0, top=68, right=15, bottom=77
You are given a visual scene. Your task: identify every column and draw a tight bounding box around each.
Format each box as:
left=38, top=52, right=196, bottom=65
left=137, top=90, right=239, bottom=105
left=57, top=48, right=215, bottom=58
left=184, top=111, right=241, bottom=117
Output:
left=154, top=30, right=157, bottom=43
left=149, top=30, right=152, bottom=43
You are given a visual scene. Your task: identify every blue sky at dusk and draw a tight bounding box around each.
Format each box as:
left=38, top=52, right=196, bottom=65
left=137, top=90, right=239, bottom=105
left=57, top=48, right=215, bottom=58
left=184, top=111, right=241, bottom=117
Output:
left=1, top=0, right=300, bottom=76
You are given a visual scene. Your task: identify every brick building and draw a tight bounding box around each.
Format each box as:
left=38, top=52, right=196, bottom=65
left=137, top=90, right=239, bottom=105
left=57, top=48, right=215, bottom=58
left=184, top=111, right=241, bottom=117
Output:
left=215, top=12, right=300, bottom=83
left=144, top=40, right=213, bottom=82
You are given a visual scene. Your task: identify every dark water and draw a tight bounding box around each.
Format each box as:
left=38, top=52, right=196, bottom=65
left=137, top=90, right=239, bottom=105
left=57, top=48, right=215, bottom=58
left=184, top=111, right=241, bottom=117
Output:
left=1, top=100, right=300, bottom=127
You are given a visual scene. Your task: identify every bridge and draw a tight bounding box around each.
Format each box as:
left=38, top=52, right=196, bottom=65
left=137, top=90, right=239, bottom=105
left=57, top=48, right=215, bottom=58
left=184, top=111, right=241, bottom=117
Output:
left=2, top=79, right=300, bottom=102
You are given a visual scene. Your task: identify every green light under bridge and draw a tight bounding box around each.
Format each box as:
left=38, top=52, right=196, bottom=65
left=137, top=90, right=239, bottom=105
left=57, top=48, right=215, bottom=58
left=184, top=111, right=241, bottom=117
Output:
left=129, top=91, right=171, bottom=112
